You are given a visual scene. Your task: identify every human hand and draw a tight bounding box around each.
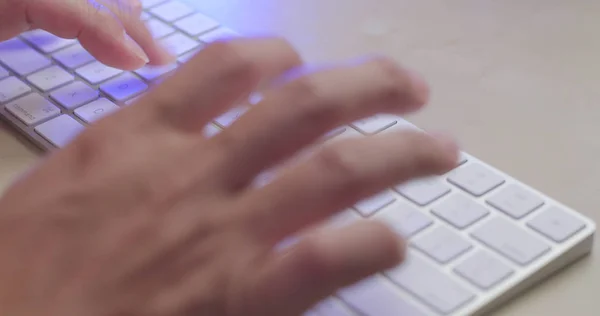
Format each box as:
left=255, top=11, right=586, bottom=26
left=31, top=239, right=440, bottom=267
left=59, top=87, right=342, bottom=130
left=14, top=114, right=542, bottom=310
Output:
left=0, top=37, right=458, bottom=316
left=0, top=0, right=173, bottom=70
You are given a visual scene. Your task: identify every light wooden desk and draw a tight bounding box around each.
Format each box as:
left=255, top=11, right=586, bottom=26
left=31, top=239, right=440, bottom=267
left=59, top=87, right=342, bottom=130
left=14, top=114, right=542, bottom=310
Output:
left=1, top=0, right=599, bottom=314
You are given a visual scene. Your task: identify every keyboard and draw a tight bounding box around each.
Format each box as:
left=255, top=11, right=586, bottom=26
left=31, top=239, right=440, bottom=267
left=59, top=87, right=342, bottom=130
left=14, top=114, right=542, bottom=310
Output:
left=0, top=1, right=596, bottom=315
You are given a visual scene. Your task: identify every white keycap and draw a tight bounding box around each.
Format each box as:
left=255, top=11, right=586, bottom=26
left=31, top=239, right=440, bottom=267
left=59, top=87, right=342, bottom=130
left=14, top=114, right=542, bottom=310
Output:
left=215, top=106, right=248, bottom=127
left=160, top=32, right=201, bottom=56
left=141, top=0, right=167, bottom=8
left=327, top=210, right=362, bottom=228
left=177, top=48, right=201, bottom=63
left=471, top=217, right=550, bottom=265
left=352, top=114, right=397, bottom=134
left=74, top=98, right=121, bottom=123
left=412, top=225, right=473, bottom=263
left=26, top=65, right=74, bottom=92
left=125, top=94, right=144, bottom=106
left=454, top=250, right=514, bottom=290
left=52, top=44, right=95, bottom=69
left=174, top=12, right=220, bottom=36
left=312, top=298, right=355, bottom=316
left=0, top=65, right=8, bottom=79
left=199, top=27, right=240, bottom=43
left=395, top=177, right=451, bottom=206
left=99, top=73, right=148, bottom=102
left=50, top=81, right=99, bottom=110
left=527, top=206, right=587, bottom=243
left=448, top=163, right=505, bottom=196
left=134, top=63, right=177, bottom=81
left=150, top=0, right=195, bottom=22
left=76, top=61, right=123, bottom=85
left=338, top=276, right=426, bottom=316
left=0, top=77, right=31, bottom=103
left=354, top=190, right=397, bottom=216
left=146, top=18, right=176, bottom=38
left=0, top=38, right=51, bottom=76
left=487, top=184, right=545, bottom=219
left=21, top=30, right=76, bottom=53
left=373, top=201, right=433, bottom=238
left=324, top=126, right=347, bottom=139
left=432, top=194, right=490, bottom=229
left=34, top=115, right=84, bottom=148
left=385, top=253, right=475, bottom=314
left=5, top=93, right=60, bottom=126
left=203, top=123, right=221, bottom=138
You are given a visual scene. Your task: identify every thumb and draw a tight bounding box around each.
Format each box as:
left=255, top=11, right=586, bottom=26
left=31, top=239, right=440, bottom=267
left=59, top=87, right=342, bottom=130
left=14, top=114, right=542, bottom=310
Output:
left=23, top=0, right=173, bottom=70
left=250, top=221, right=405, bottom=315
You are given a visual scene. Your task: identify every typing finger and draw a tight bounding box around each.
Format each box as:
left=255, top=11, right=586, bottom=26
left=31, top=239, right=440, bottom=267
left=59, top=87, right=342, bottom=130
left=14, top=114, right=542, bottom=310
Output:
left=213, top=57, right=429, bottom=189
left=98, top=0, right=174, bottom=65
left=23, top=0, right=151, bottom=70
left=242, top=130, right=458, bottom=242
left=249, top=221, right=403, bottom=315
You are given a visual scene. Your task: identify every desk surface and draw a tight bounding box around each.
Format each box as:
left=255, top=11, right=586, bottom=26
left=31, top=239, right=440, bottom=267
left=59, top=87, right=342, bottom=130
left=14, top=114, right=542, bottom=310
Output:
left=1, top=0, right=599, bottom=314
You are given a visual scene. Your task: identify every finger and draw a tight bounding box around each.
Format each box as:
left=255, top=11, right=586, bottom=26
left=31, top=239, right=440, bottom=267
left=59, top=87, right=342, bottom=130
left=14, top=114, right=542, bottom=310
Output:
left=139, top=37, right=303, bottom=132
left=98, top=0, right=174, bottom=65
left=249, top=221, right=404, bottom=315
left=212, top=57, right=429, bottom=189
left=243, top=130, right=458, bottom=242
left=26, top=0, right=149, bottom=70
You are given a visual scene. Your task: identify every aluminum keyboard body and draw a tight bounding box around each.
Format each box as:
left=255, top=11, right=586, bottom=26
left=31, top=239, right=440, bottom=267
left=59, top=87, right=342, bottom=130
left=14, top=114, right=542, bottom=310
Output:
left=0, top=1, right=596, bottom=315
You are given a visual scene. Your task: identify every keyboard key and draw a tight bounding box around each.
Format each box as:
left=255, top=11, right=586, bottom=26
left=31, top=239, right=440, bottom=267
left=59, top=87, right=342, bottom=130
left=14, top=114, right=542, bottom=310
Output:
left=50, top=81, right=99, bottom=110
left=174, top=12, right=220, bottom=36
left=327, top=210, right=362, bottom=228
left=338, top=276, right=426, bottom=316
left=373, top=201, right=433, bottom=238
left=21, top=30, right=76, bottom=53
left=141, top=0, right=167, bottom=8
left=385, top=253, right=474, bottom=314
left=52, top=44, right=95, bottom=69
left=527, top=206, right=587, bottom=243
left=26, top=65, right=74, bottom=92
left=471, top=217, right=550, bottom=265
left=215, top=106, right=248, bottom=127
left=134, top=63, right=178, bottom=81
left=432, top=194, right=490, bottom=229
left=140, top=11, right=151, bottom=20
left=395, top=177, right=451, bottom=206
left=34, top=115, right=84, bottom=148
left=312, top=298, right=355, bottom=316
left=160, top=32, right=201, bottom=56
left=412, top=225, right=473, bottom=263
left=150, top=0, right=195, bottom=22
left=0, top=65, right=8, bottom=79
left=352, top=115, right=397, bottom=134
left=354, top=190, right=397, bottom=216
left=487, top=184, right=544, bottom=219
left=146, top=18, right=176, bottom=38
left=199, top=27, right=240, bottom=43
left=76, top=61, right=123, bottom=85
left=5, top=93, right=60, bottom=126
left=125, top=94, right=145, bottom=106
left=448, top=163, right=505, bottom=197
left=0, top=77, right=31, bottom=103
left=74, top=98, right=121, bottom=123
left=99, top=73, right=148, bottom=102
left=454, top=250, right=514, bottom=290
left=177, top=48, right=201, bottom=63
left=203, top=123, right=221, bottom=138
left=0, top=38, right=51, bottom=76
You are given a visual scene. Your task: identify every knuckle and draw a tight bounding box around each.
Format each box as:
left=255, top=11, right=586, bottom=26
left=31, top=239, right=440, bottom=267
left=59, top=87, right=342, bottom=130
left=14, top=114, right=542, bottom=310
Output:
left=204, top=41, right=262, bottom=83
left=287, top=76, right=339, bottom=126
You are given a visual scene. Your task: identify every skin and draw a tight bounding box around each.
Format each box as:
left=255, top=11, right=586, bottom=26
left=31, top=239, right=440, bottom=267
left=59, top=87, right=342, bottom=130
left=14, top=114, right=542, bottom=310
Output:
left=0, top=1, right=460, bottom=315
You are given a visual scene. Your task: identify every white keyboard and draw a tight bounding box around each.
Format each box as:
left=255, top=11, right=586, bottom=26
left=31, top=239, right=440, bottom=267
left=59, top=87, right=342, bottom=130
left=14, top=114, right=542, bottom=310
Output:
left=0, top=1, right=596, bottom=315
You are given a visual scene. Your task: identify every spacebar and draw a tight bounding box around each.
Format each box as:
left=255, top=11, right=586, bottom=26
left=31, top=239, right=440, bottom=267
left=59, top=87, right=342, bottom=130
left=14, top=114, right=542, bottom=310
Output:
left=338, top=276, right=425, bottom=316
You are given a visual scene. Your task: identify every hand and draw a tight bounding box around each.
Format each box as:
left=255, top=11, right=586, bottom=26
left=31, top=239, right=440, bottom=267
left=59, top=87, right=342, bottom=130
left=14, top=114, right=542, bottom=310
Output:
left=0, top=37, right=458, bottom=316
left=0, top=0, right=173, bottom=70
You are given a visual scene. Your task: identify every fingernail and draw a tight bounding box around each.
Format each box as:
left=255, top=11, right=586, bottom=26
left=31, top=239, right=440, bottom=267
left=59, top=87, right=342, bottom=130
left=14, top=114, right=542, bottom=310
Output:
left=405, top=69, right=430, bottom=105
left=124, top=33, right=149, bottom=63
